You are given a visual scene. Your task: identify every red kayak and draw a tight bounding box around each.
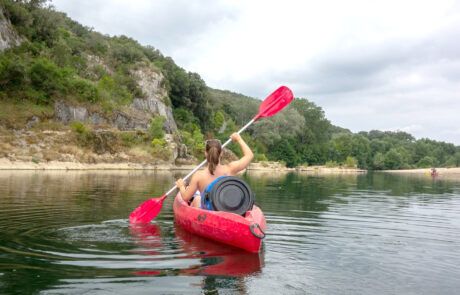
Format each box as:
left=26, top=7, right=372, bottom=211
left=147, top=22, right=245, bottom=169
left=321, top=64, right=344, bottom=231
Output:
left=173, top=194, right=266, bottom=253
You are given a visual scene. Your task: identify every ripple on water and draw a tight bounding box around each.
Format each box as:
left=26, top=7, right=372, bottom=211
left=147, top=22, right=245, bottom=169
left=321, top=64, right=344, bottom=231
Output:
left=2, top=171, right=460, bottom=295
left=37, top=220, right=263, bottom=277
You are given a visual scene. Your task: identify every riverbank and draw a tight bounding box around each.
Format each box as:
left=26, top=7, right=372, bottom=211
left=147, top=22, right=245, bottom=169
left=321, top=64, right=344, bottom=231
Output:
left=0, top=158, right=193, bottom=170
left=382, top=167, right=460, bottom=175
left=0, top=158, right=366, bottom=173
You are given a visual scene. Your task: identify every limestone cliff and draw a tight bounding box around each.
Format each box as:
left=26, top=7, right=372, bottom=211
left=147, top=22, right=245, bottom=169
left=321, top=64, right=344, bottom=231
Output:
left=0, top=4, right=188, bottom=166
left=55, top=64, right=177, bottom=134
left=0, top=7, right=22, bottom=51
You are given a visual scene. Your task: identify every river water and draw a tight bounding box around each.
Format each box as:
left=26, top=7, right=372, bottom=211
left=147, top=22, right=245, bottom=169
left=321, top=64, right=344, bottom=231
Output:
left=0, top=170, right=459, bottom=294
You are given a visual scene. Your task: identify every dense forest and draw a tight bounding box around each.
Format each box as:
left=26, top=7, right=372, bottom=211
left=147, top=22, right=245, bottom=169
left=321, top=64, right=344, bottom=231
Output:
left=1, top=0, right=459, bottom=169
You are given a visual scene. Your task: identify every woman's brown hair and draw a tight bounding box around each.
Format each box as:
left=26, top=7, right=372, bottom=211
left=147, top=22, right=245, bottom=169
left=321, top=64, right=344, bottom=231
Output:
left=206, top=139, right=222, bottom=175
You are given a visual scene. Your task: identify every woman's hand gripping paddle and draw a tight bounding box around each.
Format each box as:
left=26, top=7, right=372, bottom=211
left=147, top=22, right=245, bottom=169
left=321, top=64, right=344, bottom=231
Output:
left=129, top=86, right=294, bottom=223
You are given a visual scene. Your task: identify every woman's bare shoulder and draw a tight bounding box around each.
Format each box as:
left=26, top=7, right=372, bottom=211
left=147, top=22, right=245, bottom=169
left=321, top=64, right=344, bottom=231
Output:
left=222, top=163, right=236, bottom=176
left=193, top=170, right=203, bottom=178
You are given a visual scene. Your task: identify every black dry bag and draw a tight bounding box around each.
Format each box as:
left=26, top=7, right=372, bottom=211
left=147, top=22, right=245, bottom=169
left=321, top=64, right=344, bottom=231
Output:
left=203, top=176, right=254, bottom=215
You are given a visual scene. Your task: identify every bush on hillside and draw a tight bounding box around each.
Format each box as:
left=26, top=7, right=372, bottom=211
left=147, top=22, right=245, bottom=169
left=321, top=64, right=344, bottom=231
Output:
left=344, top=156, right=357, bottom=168
left=151, top=138, right=171, bottom=160
left=148, top=116, right=165, bottom=140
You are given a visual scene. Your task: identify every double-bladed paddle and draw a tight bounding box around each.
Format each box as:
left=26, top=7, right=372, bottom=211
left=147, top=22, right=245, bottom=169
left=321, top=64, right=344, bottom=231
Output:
left=129, top=86, right=294, bottom=223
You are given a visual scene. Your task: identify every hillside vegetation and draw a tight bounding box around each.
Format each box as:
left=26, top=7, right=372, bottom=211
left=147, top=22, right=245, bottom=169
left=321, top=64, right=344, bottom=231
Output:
left=1, top=0, right=459, bottom=169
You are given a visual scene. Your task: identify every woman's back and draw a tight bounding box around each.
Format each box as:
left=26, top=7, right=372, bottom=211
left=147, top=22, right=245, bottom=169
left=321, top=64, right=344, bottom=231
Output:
left=196, top=164, right=232, bottom=193
left=176, top=133, right=254, bottom=208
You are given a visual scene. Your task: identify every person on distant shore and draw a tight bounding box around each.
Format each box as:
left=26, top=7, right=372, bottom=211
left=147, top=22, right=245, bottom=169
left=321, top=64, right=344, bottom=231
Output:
left=175, top=133, right=253, bottom=208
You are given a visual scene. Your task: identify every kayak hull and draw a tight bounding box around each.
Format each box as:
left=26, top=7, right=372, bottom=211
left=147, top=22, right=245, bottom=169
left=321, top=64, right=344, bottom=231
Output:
left=173, top=194, right=266, bottom=253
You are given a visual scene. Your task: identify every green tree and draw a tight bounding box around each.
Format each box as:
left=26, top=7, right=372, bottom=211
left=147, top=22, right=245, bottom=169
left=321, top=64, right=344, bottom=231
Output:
left=173, top=108, right=197, bottom=129
left=253, top=106, right=305, bottom=146
left=268, top=139, right=300, bottom=168
left=0, top=54, right=26, bottom=90
left=344, top=156, right=357, bottom=168
left=149, top=116, right=166, bottom=140
left=417, top=156, right=436, bottom=168
left=384, top=148, right=405, bottom=169
left=213, top=110, right=225, bottom=132
left=444, top=152, right=460, bottom=167
left=28, top=57, right=72, bottom=103
left=372, top=152, right=385, bottom=170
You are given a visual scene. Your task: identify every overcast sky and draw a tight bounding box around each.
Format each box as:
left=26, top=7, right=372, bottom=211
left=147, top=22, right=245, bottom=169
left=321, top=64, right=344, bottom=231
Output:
left=52, top=0, right=460, bottom=144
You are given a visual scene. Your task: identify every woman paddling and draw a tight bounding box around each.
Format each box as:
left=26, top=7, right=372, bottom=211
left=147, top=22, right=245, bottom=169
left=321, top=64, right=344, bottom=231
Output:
left=175, top=133, right=253, bottom=208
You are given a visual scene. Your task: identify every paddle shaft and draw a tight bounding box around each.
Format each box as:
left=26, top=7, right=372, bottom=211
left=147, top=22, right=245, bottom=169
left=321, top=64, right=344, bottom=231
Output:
left=164, top=117, right=256, bottom=196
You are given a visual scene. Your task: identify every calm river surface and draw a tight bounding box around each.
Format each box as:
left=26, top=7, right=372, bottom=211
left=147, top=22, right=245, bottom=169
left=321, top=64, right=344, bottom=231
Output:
left=0, top=170, right=459, bottom=294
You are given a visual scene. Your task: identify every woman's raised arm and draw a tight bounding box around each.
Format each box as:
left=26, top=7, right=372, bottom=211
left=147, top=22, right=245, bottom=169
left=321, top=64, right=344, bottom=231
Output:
left=227, top=133, right=254, bottom=175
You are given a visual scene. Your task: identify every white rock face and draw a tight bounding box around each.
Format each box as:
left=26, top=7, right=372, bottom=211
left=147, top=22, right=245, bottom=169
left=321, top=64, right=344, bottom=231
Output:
left=131, top=67, right=167, bottom=101
left=54, top=64, right=177, bottom=133
left=0, top=7, right=23, bottom=51
left=131, top=66, right=177, bottom=133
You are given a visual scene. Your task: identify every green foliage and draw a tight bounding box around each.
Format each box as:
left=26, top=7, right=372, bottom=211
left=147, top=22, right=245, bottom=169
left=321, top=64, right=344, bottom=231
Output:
left=372, top=152, right=385, bottom=170
left=417, top=156, right=437, bottom=168
left=1, top=0, right=33, bottom=31
left=70, top=121, right=88, bottom=134
left=253, top=105, right=305, bottom=146
left=110, top=35, right=145, bottom=64
left=207, top=90, right=459, bottom=170
left=2, top=0, right=459, bottom=169
left=151, top=138, right=167, bottom=147
left=148, top=116, right=165, bottom=140
left=97, top=75, right=133, bottom=107
left=155, top=58, right=211, bottom=129
left=254, top=153, right=268, bottom=162
left=0, top=99, right=53, bottom=128
left=208, top=88, right=258, bottom=125
left=0, top=53, right=27, bottom=89
left=31, top=155, right=40, bottom=164
left=325, top=160, right=338, bottom=168
left=213, top=110, right=225, bottom=132
left=444, top=152, right=460, bottom=167
left=344, top=156, right=357, bottom=168
left=179, top=123, right=205, bottom=159
left=150, top=138, right=171, bottom=161
left=28, top=57, right=73, bottom=103
left=120, top=131, right=147, bottom=147
left=384, top=148, right=405, bottom=170
left=172, top=108, right=197, bottom=130
left=268, top=139, right=299, bottom=168
left=70, top=121, right=93, bottom=145
left=70, top=78, right=98, bottom=102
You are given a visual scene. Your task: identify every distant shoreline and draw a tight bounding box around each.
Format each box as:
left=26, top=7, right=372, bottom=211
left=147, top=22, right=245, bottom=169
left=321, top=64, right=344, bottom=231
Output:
left=4, top=158, right=459, bottom=176
left=0, top=159, right=366, bottom=173
left=381, top=167, right=460, bottom=175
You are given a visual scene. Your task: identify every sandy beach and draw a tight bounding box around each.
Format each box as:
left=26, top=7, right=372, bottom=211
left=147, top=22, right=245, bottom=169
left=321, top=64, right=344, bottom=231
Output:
left=382, top=167, right=460, bottom=175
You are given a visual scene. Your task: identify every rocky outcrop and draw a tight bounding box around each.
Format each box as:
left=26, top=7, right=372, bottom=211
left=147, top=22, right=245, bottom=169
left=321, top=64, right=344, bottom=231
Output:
left=54, top=101, right=109, bottom=126
left=0, top=7, right=23, bottom=51
left=130, top=66, right=177, bottom=133
left=52, top=64, right=185, bottom=161
left=54, top=64, right=177, bottom=133
left=112, top=106, right=172, bottom=131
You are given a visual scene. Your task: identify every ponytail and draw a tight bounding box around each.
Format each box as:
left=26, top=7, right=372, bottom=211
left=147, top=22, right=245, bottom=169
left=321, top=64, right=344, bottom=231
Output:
left=205, top=139, right=222, bottom=175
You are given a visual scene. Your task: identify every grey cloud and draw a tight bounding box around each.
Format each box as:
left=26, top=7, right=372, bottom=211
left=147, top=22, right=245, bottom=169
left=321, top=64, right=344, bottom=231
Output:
left=52, top=0, right=238, bottom=54
left=261, top=25, right=460, bottom=143
left=51, top=0, right=460, bottom=144
left=272, top=21, right=460, bottom=99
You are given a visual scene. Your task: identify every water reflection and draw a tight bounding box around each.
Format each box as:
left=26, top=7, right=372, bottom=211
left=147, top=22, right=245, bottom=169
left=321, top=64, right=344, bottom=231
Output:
left=129, top=223, right=263, bottom=277
left=0, top=170, right=460, bottom=294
